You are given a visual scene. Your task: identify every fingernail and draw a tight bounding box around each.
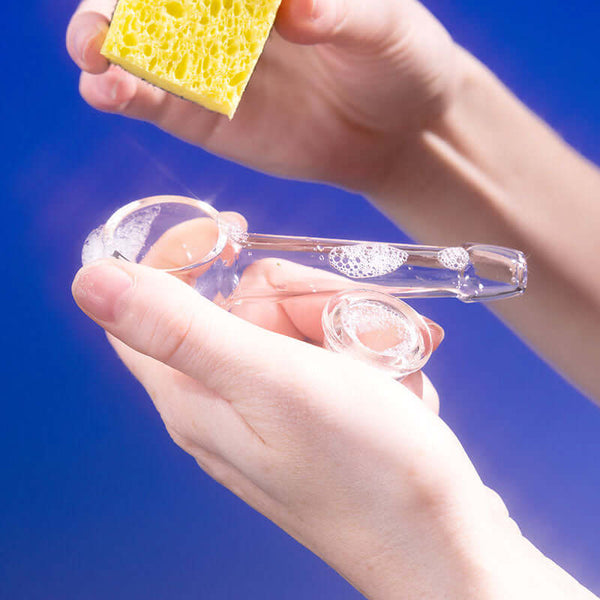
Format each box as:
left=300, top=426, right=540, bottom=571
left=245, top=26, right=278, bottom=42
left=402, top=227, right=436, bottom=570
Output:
left=73, top=28, right=93, bottom=68
left=98, top=75, right=122, bottom=103
left=74, top=22, right=105, bottom=67
left=310, top=0, right=323, bottom=19
left=428, top=322, right=445, bottom=345
left=85, top=22, right=108, bottom=63
left=73, top=262, right=133, bottom=323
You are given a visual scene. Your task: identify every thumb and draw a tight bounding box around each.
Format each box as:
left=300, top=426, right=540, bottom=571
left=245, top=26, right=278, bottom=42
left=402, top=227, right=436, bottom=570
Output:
left=71, top=258, right=331, bottom=397
left=276, top=0, right=407, bottom=47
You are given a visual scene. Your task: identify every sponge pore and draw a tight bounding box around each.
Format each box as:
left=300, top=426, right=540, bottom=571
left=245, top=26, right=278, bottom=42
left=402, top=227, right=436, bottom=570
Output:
left=101, top=0, right=282, bottom=118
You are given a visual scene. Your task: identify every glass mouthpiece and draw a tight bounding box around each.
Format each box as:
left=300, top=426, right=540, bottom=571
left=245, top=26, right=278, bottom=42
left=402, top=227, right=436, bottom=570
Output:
left=82, top=196, right=528, bottom=378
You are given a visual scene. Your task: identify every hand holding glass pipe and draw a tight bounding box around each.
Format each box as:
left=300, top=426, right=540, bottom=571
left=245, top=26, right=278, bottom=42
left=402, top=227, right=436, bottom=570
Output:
left=82, top=195, right=526, bottom=378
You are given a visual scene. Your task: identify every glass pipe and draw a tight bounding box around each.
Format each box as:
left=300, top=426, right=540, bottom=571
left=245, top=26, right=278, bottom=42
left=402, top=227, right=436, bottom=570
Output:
left=83, top=196, right=527, bottom=379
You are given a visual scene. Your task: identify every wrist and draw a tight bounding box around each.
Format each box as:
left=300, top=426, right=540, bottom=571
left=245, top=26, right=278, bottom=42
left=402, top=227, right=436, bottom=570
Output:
left=289, top=417, right=561, bottom=600
left=364, top=47, right=522, bottom=245
left=359, top=482, right=598, bottom=600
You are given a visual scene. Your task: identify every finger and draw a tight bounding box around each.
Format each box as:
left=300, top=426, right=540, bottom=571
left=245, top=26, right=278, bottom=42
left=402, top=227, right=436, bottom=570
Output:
left=231, top=259, right=446, bottom=349
left=107, top=332, right=167, bottom=387
left=229, top=259, right=326, bottom=342
left=78, top=66, right=226, bottom=141
left=230, top=299, right=307, bottom=341
left=140, top=209, right=246, bottom=274
left=139, top=209, right=247, bottom=297
left=421, top=373, right=440, bottom=414
left=79, top=66, right=167, bottom=116
left=66, top=0, right=116, bottom=73
left=218, top=211, right=248, bottom=232
left=402, top=371, right=440, bottom=414
left=423, top=317, right=445, bottom=351
left=107, top=334, right=264, bottom=455
left=276, top=0, right=407, bottom=47
left=230, top=259, right=349, bottom=342
left=71, top=258, right=324, bottom=399
left=75, top=31, right=294, bottom=162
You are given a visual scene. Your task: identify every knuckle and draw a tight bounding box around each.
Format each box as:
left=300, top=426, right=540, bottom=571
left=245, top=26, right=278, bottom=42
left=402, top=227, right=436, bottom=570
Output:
left=133, top=298, right=231, bottom=382
left=142, top=304, right=197, bottom=367
left=484, top=486, right=511, bottom=521
left=165, top=421, right=201, bottom=456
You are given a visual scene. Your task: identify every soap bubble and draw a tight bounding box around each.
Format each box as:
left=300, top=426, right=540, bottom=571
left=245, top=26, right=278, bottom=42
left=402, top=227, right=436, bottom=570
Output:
left=329, top=243, right=408, bottom=279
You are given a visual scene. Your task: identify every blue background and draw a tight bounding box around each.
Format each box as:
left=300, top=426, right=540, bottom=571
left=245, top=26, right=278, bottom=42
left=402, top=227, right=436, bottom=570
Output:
left=3, top=1, right=599, bottom=598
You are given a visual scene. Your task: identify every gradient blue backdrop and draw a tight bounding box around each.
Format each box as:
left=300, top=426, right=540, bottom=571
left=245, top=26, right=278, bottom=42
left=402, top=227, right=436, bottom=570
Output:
left=3, top=1, right=599, bottom=598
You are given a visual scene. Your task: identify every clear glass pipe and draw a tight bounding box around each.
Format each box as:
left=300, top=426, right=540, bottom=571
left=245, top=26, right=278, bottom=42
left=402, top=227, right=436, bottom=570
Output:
left=83, top=196, right=527, bottom=379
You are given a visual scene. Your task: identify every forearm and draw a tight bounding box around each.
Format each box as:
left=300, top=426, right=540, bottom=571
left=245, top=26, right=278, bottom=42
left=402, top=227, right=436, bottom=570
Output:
left=371, top=47, right=600, bottom=400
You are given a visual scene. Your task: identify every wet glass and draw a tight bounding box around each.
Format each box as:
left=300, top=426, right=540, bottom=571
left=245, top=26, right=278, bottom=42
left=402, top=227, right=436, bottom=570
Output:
left=83, top=196, right=528, bottom=379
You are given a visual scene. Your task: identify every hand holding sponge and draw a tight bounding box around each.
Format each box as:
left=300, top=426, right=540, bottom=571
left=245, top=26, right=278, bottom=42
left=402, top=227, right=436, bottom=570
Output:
left=101, top=0, right=282, bottom=118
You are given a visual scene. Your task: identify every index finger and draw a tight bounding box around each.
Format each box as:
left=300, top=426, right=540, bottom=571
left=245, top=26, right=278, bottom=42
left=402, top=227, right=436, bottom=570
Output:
left=66, top=0, right=116, bottom=73
left=231, top=259, right=445, bottom=351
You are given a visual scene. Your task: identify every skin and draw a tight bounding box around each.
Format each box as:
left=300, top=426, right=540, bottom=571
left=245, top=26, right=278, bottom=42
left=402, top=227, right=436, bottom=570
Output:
left=67, top=0, right=600, bottom=597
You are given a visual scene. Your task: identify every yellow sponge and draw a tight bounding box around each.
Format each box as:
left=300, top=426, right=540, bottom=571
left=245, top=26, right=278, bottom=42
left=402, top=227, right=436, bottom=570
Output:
left=101, top=0, right=282, bottom=118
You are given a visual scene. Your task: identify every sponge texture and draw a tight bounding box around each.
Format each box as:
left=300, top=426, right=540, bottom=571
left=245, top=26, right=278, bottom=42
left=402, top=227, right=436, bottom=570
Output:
left=101, top=0, right=282, bottom=118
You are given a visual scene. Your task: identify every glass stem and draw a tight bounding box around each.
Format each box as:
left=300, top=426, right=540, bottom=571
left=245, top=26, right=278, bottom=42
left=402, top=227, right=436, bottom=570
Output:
left=227, top=233, right=526, bottom=305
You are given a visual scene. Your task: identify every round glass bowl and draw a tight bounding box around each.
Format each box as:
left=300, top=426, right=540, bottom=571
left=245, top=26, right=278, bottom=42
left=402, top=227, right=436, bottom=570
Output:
left=322, top=290, right=434, bottom=380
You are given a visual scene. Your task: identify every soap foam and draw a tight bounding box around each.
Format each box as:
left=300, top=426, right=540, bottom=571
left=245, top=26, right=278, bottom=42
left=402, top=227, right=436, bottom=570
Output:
left=81, top=226, right=105, bottom=265
left=329, top=244, right=408, bottom=279
left=341, top=299, right=417, bottom=358
left=107, top=205, right=161, bottom=263
left=222, top=222, right=248, bottom=246
left=438, top=247, right=470, bottom=271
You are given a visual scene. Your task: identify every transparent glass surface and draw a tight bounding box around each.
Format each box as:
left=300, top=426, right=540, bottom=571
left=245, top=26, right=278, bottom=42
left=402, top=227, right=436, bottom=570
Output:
left=322, top=290, right=434, bottom=380
left=83, top=196, right=528, bottom=378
